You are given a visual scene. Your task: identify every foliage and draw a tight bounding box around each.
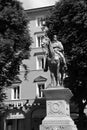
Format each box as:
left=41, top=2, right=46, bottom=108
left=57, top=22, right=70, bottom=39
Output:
left=45, top=0, right=87, bottom=117
left=0, top=0, right=31, bottom=105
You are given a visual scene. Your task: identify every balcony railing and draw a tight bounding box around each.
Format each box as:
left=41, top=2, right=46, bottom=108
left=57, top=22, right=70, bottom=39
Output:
left=4, top=99, right=34, bottom=110
left=4, top=98, right=46, bottom=111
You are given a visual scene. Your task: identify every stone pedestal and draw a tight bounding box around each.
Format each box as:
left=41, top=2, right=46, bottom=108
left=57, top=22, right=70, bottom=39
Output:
left=40, top=87, right=77, bottom=130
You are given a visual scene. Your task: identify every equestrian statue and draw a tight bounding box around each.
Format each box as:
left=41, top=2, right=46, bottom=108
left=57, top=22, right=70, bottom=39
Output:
left=41, top=35, right=67, bottom=87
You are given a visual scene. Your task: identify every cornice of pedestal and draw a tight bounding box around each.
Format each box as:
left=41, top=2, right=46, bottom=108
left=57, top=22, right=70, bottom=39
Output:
left=43, top=87, right=73, bottom=102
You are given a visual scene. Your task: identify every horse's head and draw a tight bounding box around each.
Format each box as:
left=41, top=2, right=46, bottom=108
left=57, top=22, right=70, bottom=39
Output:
left=41, top=36, right=50, bottom=49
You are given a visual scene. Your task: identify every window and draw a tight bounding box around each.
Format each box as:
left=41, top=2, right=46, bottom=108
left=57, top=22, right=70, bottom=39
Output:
left=36, top=17, right=45, bottom=27
left=37, top=83, right=45, bottom=98
left=36, top=35, right=44, bottom=47
left=34, top=76, right=47, bottom=98
left=36, top=56, right=44, bottom=70
left=12, top=86, right=20, bottom=100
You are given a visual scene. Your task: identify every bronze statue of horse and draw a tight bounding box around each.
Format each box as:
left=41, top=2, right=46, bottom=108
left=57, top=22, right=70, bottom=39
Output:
left=42, top=37, right=66, bottom=87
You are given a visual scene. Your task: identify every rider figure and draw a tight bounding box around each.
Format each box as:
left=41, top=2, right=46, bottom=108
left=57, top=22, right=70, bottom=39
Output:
left=51, top=35, right=66, bottom=65
left=43, top=35, right=66, bottom=71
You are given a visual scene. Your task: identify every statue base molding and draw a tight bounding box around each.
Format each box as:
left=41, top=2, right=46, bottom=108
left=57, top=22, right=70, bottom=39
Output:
left=40, top=87, right=78, bottom=130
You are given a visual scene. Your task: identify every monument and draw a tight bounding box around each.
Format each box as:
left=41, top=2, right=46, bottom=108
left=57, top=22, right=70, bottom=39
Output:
left=40, top=35, right=78, bottom=130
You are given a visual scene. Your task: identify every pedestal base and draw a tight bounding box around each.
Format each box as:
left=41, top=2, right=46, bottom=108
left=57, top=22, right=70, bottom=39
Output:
left=40, top=87, right=78, bottom=130
left=40, top=117, right=77, bottom=130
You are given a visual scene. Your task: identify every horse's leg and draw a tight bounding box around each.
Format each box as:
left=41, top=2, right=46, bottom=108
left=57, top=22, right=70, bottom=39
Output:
left=59, top=64, right=66, bottom=86
left=60, top=71, right=63, bottom=86
left=50, top=72, right=54, bottom=87
left=61, top=62, right=67, bottom=86
left=56, top=62, right=60, bottom=87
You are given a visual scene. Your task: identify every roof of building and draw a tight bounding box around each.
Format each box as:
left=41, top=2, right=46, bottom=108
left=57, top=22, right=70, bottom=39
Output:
left=26, top=5, right=54, bottom=14
left=20, top=0, right=59, bottom=10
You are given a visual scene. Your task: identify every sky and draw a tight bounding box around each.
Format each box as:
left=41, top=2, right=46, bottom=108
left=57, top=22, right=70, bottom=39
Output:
left=19, top=0, right=58, bottom=10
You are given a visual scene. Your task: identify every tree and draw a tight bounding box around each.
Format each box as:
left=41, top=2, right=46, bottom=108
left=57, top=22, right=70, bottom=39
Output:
left=0, top=0, right=31, bottom=111
left=45, top=0, right=87, bottom=118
